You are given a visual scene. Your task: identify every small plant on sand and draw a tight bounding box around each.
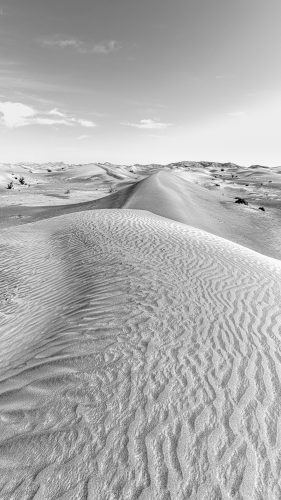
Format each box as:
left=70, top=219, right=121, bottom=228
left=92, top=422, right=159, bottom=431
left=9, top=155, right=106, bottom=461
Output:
left=65, top=189, right=70, bottom=194
left=7, top=181, right=13, bottom=189
left=19, top=176, right=26, bottom=185
left=47, top=168, right=52, bottom=172
left=258, top=206, right=265, bottom=211
left=234, top=197, right=248, bottom=205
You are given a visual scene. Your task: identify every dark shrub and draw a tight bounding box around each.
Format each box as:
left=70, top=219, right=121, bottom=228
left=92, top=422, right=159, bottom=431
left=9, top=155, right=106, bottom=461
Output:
left=234, top=197, right=248, bottom=205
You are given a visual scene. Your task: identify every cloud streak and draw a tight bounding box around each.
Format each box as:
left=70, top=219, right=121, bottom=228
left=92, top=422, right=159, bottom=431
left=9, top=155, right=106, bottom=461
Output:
left=41, top=37, right=121, bottom=55
left=121, top=119, right=172, bottom=130
left=77, top=134, right=91, bottom=141
left=0, top=101, right=97, bottom=128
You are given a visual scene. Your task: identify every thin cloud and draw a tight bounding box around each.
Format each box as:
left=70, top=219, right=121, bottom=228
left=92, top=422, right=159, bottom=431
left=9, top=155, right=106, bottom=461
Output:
left=89, top=40, right=121, bottom=54
left=42, top=38, right=82, bottom=50
left=49, top=108, right=67, bottom=117
left=41, top=36, right=121, bottom=55
left=35, top=117, right=71, bottom=126
left=76, top=118, right=96, bottom=127
left=122, top=119, right=172, bottom=130
left=0, top=101, right=97, bottom=128
left=77, top=134, right=91, bottom=140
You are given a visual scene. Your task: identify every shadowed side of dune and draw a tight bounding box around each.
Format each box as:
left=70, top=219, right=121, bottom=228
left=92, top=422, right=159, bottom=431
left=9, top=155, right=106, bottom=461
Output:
left=0, top=182, right=135, bottom=227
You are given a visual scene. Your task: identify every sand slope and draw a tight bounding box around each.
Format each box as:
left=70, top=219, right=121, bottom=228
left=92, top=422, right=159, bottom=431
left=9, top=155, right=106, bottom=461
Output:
left=1, top=209, right=281, bottom=499
left=2, top=160, right=280, bottom=209
left=0, top=162, right=140, bottom=208
left=121, top=171, right=281, bottom=259
left=2, top=170, right=280, bottom=261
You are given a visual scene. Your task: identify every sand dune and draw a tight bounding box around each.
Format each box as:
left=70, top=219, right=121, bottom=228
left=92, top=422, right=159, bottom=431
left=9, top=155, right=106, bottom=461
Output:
left=120, top=171, right=281, bottom=259
left=2, top=159, right=281, bottom=210
left=0, top=161, right=140, bottom=208
left=2, top=170, right=281, bottom=260
left=1, top=209, right=281, bottom=498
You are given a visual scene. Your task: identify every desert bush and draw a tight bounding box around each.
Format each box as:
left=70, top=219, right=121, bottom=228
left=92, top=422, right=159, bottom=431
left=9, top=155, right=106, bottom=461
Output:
left=234, top=197, right=248, bottom=205
left=7, top=181, right=13, bottom=189
left=65, top=189, right=70, bottom=194
left=258, top=206, right=265, bottom=211
left=19, top=176, right=25, bottom=185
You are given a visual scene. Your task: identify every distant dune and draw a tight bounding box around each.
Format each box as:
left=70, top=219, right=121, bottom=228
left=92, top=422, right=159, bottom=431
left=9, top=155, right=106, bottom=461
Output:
left=1, top=166, right=281, bottom=260
left=0, top=162, right=281, bottom=498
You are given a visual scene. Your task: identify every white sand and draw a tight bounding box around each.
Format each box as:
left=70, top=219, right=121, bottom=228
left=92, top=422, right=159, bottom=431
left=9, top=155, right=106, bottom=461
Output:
left=2, top=160, right=281, bottom=209
left=2, top=168, right=281, bottom=260
left=1, top=207, right=281, bottom=499
left=0, top=162, right=140, bottom=207
left=120, top=171, right=281, bottom=259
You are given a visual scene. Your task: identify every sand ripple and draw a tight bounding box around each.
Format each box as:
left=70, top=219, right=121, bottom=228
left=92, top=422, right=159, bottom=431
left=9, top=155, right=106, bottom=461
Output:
left=1, top=209, right=281, bottom=499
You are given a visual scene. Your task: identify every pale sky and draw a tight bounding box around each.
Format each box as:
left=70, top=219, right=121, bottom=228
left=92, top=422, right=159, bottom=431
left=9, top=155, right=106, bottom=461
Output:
left=0, top=0, right=281, bottom=165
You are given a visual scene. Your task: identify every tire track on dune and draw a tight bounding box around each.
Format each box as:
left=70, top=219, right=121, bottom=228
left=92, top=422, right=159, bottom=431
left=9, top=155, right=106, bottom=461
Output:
left=0, top=209, right=281, bottom=499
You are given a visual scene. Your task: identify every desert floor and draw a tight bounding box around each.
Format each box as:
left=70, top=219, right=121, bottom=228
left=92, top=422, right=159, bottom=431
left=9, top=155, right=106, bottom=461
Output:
left=1, top=161, right=281, bottom=499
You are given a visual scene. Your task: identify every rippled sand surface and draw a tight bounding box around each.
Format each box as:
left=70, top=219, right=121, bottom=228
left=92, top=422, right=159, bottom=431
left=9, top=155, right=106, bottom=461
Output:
left=1, top=209, right=281, bottom=499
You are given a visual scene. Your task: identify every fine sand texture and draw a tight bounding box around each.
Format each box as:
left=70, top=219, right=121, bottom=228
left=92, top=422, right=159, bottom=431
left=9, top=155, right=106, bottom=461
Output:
left=1, top=208, right=281, bottom=499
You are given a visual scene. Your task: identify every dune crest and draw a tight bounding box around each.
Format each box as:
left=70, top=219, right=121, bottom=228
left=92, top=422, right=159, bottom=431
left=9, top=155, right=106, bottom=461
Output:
left=1, top=209, right=281, bottom=498
left=2, top=169, right=281, bottom=260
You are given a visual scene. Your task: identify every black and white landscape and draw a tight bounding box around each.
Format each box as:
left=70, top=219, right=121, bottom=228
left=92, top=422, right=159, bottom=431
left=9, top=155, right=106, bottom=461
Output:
left=1, top=1, right=281, bottom=499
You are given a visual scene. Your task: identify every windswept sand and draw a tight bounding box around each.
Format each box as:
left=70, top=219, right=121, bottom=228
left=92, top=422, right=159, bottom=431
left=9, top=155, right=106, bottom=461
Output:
left=2, top=169, right=281, bottom=260
left=1, top=207, right=281, bottom=499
